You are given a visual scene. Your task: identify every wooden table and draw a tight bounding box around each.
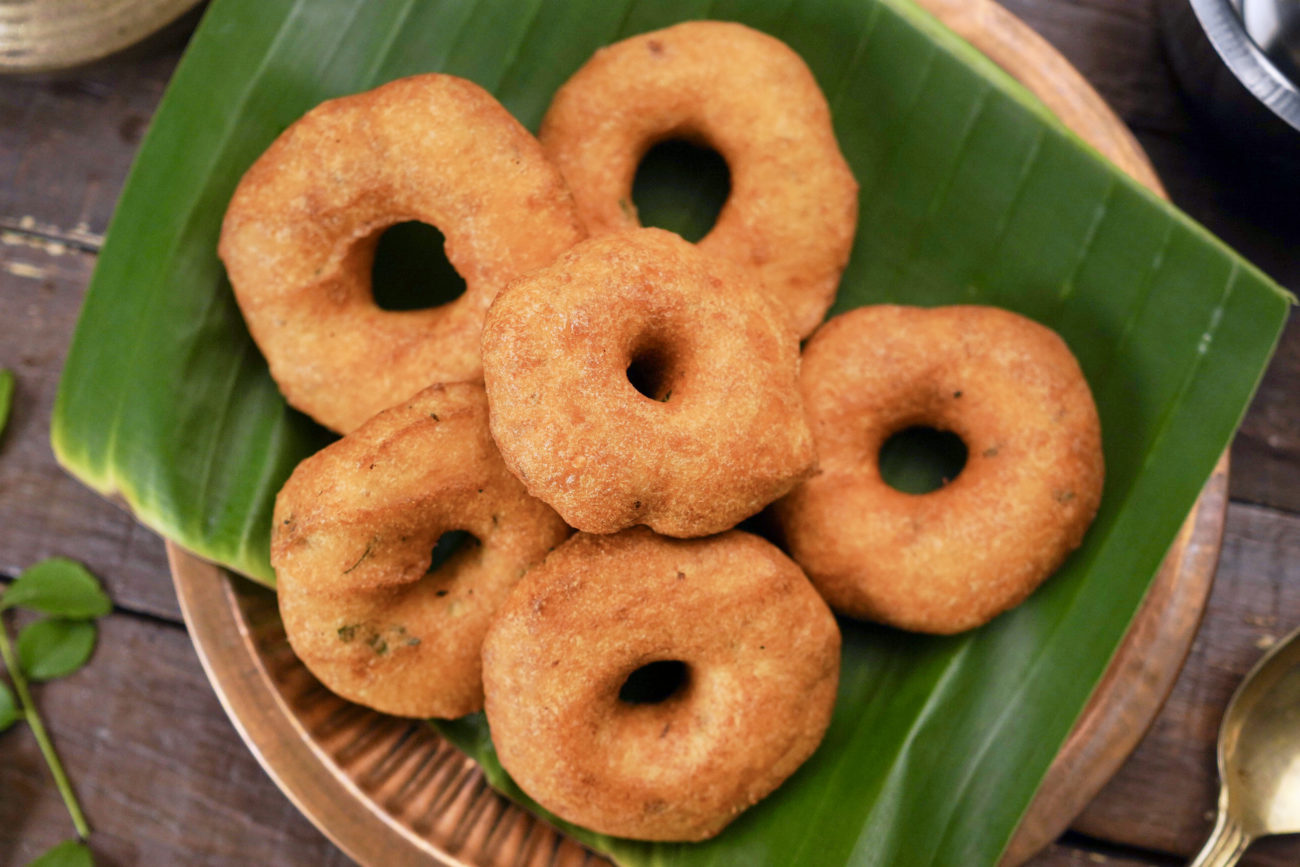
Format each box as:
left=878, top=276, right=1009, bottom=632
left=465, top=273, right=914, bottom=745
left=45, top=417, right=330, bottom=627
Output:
left=1, top=2, right=1297, bottom=864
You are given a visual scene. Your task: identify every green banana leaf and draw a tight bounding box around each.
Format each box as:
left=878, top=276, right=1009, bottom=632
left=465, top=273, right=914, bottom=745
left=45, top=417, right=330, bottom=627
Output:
left=51, top=0, right=1290, bottom=865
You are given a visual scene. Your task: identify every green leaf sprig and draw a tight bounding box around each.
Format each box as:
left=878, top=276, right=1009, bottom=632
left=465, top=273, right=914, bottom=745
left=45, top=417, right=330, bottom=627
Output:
left=0, top=367, right=13, bottom=438
left=0, top=557, right=111, bottom=863
left=26, top=840, right=94, bottom=867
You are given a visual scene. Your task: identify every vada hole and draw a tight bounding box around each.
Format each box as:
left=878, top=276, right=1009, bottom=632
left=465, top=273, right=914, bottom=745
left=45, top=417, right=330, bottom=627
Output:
left=427, top=529, right=480, bottom=574
left=878, top=426, right=968, bottom=495
left=627, top=344, right=678, bottom=402
left=371, top=221, right=467, bottom=311
left=618, top=660, right=690, bottom=705
left=631, top=139, right=730, bottom=243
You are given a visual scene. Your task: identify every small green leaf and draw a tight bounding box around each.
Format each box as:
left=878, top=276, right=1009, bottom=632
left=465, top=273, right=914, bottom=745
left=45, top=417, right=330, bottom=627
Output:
left=0, top=368, right=13, bottom=439
left=17, top=619, right=97, bottom=682
left=1, top=559, right=110, bottom=619
left=0, top=681, right=18, bottom=732
left=27, top=839, right=94, bottom=867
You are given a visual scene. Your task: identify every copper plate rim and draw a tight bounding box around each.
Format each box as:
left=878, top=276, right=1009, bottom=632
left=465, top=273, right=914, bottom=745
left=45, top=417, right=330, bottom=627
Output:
left=170, top=2, right=1228, bottom=865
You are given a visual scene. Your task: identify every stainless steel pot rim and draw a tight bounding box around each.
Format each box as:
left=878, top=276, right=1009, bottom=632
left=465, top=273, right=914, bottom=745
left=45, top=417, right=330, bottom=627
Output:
left=1189, top=0, right=1300, bottom=132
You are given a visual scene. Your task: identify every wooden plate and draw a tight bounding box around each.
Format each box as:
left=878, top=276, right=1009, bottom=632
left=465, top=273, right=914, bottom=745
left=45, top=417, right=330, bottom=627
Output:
left=169, top=2, right=1228, bottom=864
left=0, top=0, right=203, bottom=74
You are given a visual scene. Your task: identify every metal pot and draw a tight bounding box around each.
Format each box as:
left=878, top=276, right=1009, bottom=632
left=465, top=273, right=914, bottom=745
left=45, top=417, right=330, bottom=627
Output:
left=1160, top=0, right=1300, bottom=186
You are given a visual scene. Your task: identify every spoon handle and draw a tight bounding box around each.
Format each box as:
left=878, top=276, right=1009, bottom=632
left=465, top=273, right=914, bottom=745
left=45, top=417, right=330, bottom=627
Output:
left=1189, top=804, right=1252, bottom=867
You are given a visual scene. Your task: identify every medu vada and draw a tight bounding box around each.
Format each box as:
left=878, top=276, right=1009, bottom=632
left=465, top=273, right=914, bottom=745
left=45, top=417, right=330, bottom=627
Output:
left=775, top=305, right=1104, bottom=634
left=540, top=20, right=857, bottom=337
left=481, top=227, right=815, bottom=537
left=220, top=73, right=585, bottom=433
left=481, top=527, right=840, bottom=841
left=540, top=20, right=858, bottom=338
left=272, top=381, right=569, bottom=718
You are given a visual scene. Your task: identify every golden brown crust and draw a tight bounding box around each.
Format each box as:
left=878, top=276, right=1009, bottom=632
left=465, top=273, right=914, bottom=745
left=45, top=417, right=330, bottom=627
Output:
left=220, top=74, right=585, bottom=433
left=481, top=528, right=840, bottom=841
left=775, top=305, right=1105, bottom=634
left=481, top=228, right=816, bottom=537
left=272, top=382, right=569, bottom=718
left=540, top=20, right=858, bottom=338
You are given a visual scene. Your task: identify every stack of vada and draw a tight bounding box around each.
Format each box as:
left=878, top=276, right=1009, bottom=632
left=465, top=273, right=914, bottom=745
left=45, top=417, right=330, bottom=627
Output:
left=218, top=19, right=1103, bottom=845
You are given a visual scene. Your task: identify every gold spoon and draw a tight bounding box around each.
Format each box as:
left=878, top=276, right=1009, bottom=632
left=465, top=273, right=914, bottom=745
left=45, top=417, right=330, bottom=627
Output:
left=1191, top=623, right=1300, bottom=866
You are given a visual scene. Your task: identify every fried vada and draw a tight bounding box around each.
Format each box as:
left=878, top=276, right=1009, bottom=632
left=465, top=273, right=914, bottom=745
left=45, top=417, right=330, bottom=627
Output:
left=775, top=305, right=1104, bottom=633
left=481, top=527, right=841, bottom=841
left=272, top=381, right=569, bottom=718
left=540, top=21, right=858, bottom=338
left=220, top=73, right=585, bottom=433
left=481, top=228, right=815, bottom=537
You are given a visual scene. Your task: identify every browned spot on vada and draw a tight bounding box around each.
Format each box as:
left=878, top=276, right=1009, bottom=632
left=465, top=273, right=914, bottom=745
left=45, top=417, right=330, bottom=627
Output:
left=775, top=305, right=1104, bottom=634
left=220, top=73, right=585, bottom=433
left=540, top=20, right=858, bottom=338
left=481, top=228, right=815, bottom=537
left=272, top=382, right=569, bottom=718
left=482, top=528, right=840, bottom=841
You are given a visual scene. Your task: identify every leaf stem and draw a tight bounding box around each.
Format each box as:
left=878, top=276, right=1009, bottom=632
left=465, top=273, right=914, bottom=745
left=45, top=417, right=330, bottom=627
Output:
left=0, top=616, right=90, bottom=839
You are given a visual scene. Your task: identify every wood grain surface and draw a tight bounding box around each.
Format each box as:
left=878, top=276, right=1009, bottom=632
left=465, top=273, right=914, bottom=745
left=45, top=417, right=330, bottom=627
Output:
left=1, top=1, right=1297, bottom=865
